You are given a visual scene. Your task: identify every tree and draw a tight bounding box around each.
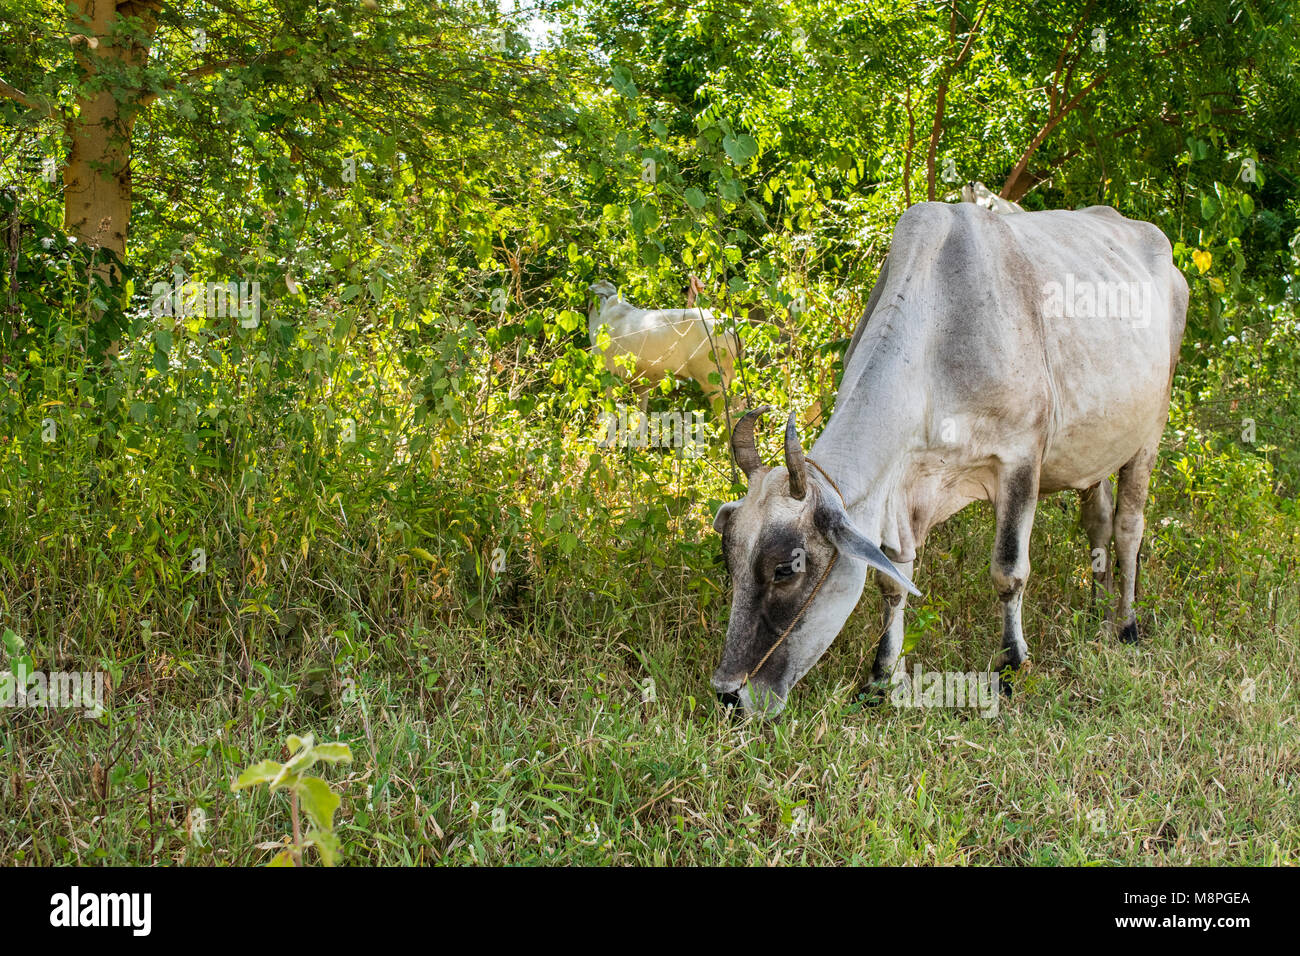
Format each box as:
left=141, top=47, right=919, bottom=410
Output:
left=0, top=0, right=566, bottom=272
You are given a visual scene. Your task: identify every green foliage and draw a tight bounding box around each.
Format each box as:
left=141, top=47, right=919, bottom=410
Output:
left=0, top=0, right=1296, bottom=866
left=0, top=627, right=34, bottom=704
left=232, top=733, right=353, bottom=866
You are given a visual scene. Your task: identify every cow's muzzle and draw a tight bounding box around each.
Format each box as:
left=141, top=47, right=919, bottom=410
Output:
left=711, top=669, right=745, bottom=695
left=712, top=668, right=789, bottom=717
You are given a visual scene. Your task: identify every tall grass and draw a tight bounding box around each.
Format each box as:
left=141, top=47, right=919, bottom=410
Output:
left=1, top=232, right=1297, bottom=865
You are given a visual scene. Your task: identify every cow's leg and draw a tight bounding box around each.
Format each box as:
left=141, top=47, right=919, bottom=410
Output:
left=992, top=462, right=1039, bottom=682
left=1114, top=445, right=1157, bottom=644
left=860, top=559, right=915, bottom=702
left=1079, top=478, right=1115, bottom=613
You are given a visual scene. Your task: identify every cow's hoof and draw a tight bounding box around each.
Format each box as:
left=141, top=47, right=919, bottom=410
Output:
left=857, top=671, right=907, bottom=707
left=1118, top=621, right=1139, bottom=645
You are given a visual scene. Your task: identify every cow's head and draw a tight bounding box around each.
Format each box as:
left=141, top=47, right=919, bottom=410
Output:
left=588, top=279, right=618, bottom=303
left=711, top=407, right=919, bottom=716
left=588, top=279, right=619, bottom=324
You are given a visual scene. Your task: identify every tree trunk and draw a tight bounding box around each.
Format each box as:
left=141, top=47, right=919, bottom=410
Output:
left=62, top=0, right=158, bottom=276
left=1000, top=167, right=1041, bottom=204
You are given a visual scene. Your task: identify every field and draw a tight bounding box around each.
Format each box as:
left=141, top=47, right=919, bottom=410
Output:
left=3, top=317, right=1297, bottom=865
left=2, top=0, right=1299, bottom=867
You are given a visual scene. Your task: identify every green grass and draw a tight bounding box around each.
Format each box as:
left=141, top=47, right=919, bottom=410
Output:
left=2, top=442, right=1296, bottom=866
left=2, top=299, right=1297, bottom=867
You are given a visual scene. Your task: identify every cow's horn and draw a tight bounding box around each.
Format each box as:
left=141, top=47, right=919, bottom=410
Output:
left=730, top=405, right=772, bottom=479
left=784, top=411, right=807, bottom=500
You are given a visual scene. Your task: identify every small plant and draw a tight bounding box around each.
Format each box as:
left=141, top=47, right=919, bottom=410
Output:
left=0, top=628, right=34, bottom=701
left=232, top=733, right=353, bottom=866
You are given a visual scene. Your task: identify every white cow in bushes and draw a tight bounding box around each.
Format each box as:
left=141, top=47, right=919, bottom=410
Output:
left=587, top=278, right=739, bottom=411
left=961, top=181, right=1024, bottom=214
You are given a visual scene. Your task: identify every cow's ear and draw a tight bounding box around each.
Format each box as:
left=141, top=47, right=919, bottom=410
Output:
left=824, top=511, right=920, bottom=597
left=713, top=500, right=742, bottom=534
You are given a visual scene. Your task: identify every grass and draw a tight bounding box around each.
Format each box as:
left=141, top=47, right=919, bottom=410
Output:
left=2, top=433, right=1296, bottom=866
left=1, top=293, right=1297, bottom=867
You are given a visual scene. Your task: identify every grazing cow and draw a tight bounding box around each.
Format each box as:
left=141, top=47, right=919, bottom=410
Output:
left=962, top=180, right=1024, bottom=215
left=588, top=279, right=739, bottom=411
left=711, top=202, right=1188, bottom=716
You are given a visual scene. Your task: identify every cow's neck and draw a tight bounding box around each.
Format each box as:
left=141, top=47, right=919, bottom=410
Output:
left=810, top=321, right=925, bottom=562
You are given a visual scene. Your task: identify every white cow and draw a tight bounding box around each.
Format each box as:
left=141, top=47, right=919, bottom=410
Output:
left=588, top=279, right=738, bottom=410
left=711, top=202, right=1188, bottom=716
left=962, top=180, right=1024, bottom=214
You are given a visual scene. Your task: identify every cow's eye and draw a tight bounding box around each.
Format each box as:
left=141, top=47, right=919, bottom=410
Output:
left=774, top=563, right=795, bottom=582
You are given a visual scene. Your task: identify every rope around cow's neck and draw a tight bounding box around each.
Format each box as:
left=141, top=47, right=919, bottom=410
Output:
left=742, top=458, right=846, bottom=687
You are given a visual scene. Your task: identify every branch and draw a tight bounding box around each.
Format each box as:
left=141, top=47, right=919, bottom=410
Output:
left=1009, top=103, right=1245, bottom=200
left=1018, top=120, right=1146, bottom=196
left=953, top=0, right=991, bottom=69
left=903, top=85, right=915, bottom=208
left=926, top=0, right=990, bottom=200
left=1000, top=22, right=1214, bottom=202
left=0, top=77, right=59, bottom=118
left=1001, top=71, right=1107, bottom=200
left=117, top=0, right=163, bottom=19
left=925, top=1, right=958, bottom=201
left=1050, top=0, right=1096, bottom=112
left=138, top=49, right=297, bottom=108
